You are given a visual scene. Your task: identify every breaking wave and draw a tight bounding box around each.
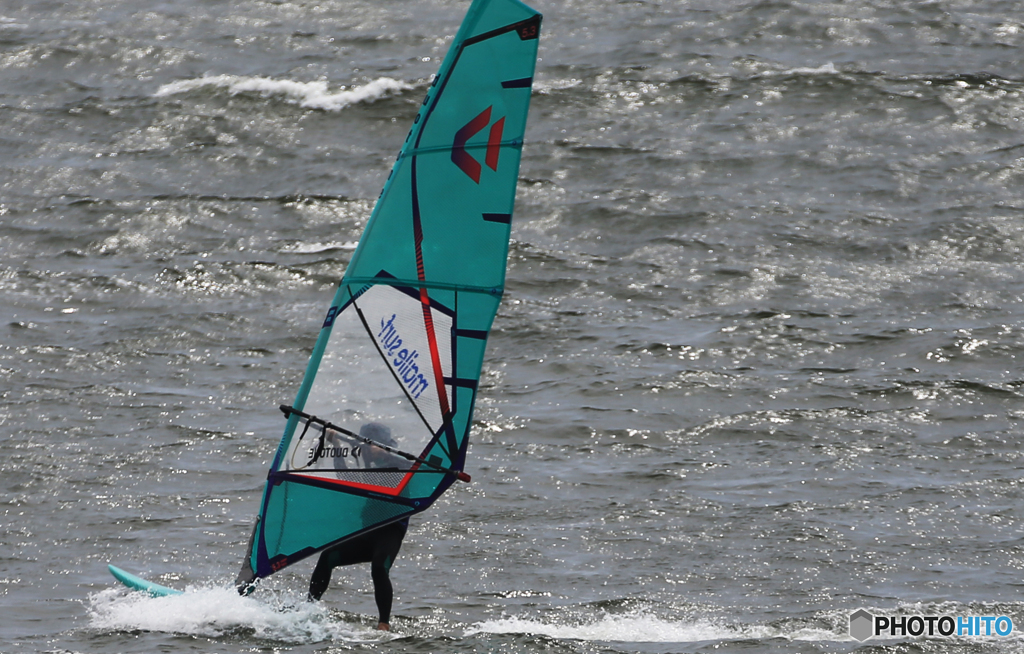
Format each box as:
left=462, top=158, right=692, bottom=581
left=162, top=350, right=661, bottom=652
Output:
left=154, top=75, right=413, bottom=111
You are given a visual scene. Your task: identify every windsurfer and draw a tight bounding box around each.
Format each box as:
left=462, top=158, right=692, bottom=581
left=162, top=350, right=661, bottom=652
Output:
left=307, top=422, right=409, bottom=631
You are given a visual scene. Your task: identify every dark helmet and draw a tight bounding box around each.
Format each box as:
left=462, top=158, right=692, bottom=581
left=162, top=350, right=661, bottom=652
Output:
left=360, top=422, right=396, bottom=447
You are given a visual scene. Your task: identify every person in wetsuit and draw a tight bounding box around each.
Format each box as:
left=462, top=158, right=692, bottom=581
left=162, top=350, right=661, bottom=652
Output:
left=307, top=422, right=409, bottom=631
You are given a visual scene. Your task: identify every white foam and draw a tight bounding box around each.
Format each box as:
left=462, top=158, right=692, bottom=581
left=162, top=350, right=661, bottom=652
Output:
left=788, top=62, right=839, bottom=75
left=467, top=613, right=772, bottom=643
left=281, top=241, right=359, bottom=254
left=154, top=75, right=413, bottom=111
left=746, top=62, right=841, bottom=80
left=775, top=62, right=840, bottom=76
left=534, top=77, right=584, bottom=94
left=87, top=586, right=382, bottom=644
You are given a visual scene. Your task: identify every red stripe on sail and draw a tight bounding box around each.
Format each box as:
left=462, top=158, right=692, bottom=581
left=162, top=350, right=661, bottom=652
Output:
left=420, top=287, right=451, bottom=417
left=486, top=116, right=504, bottom=171
left=285, top=469, right=415, bottom=496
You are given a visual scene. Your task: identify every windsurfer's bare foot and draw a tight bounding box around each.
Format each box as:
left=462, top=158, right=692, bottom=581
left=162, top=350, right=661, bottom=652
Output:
left=377, top=622, right=390, bottom=631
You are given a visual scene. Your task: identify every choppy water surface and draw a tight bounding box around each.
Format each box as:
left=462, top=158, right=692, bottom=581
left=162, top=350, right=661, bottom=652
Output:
left=5, top=0, right=1024, bottom=652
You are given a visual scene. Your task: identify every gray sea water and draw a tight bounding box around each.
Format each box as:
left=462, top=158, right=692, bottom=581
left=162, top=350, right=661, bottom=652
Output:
left=5, top=0, right=1024, bottom=652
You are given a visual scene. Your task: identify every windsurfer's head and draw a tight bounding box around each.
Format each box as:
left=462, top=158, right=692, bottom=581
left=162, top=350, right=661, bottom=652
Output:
left=360, top=422, right=396, bottom=448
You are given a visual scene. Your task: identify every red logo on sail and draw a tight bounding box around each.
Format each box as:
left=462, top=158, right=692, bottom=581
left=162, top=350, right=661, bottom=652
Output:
left=452, top=106, right=505, bottom=183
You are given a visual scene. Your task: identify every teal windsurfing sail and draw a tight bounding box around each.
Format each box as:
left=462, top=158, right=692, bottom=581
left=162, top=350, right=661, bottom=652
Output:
left=236, top=0, right=541, bottom=590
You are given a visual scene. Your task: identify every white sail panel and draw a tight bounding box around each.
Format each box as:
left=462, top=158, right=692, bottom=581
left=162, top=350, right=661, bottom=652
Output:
left=292, top=284, right=454, bottom=489
left=357, top=284, right=454, bottom=434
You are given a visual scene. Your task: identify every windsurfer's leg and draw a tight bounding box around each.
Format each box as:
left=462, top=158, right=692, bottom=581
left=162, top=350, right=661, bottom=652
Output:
left=308, top=552, right=334, bottom=600
left=369, top=521, right=407, bottom=625
left=308, top=536, right=374, bottom=600
left=370, top=563, right=394, bottom=625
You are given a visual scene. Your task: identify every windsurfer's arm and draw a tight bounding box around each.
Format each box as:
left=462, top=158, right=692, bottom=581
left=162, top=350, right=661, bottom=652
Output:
left=365, top=444, right=411, bottom=470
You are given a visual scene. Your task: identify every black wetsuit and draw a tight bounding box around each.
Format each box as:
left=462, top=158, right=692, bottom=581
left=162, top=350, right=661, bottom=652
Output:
left=308, top=519, right=408, bottom=624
